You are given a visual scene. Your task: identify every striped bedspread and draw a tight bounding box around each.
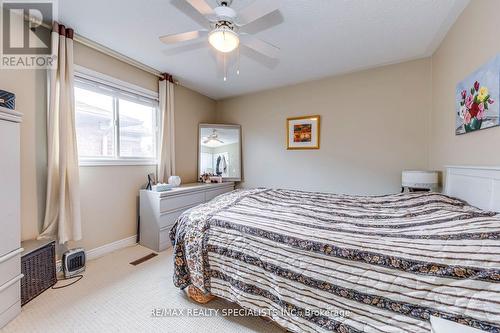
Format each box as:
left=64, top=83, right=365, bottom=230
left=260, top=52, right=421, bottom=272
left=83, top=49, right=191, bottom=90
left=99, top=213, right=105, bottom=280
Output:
left=170, top=189, right=500, bottom=333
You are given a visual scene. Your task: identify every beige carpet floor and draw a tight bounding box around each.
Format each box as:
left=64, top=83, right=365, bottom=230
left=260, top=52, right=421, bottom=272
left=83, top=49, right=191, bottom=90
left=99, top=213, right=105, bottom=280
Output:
left=4, top=245, right=283, bottom=333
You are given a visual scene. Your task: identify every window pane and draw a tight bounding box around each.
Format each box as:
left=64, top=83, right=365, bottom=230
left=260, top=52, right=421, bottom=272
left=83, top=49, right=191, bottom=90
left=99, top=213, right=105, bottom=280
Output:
left=75, top=86, right=115, bottom=158
left=118, top=99, right=155, bottom=158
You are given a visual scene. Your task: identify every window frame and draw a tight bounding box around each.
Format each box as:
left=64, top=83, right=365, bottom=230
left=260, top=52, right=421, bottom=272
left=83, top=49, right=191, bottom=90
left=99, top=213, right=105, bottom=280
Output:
left=74, top=66, right=160, bottom=167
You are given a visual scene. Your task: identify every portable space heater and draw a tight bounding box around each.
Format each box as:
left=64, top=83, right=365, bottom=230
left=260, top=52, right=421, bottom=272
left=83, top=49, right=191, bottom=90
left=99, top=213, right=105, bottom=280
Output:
left=62, top=248, right=86, bottom=278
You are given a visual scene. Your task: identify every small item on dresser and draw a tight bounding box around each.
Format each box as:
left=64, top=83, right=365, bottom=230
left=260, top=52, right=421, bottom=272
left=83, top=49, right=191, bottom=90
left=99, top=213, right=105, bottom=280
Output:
left=146, top=173, right=156, bottom=190
left=209, top=176, right=223, bottom=183
left=0, top=90, right=15, bottom=110
left=200, top=173, right=212, bottom=183
left=21, top=239, right=57, bottom=306
left=168, top=175, right=182, bottom=187
left=152, top=183, right=173, bottom=192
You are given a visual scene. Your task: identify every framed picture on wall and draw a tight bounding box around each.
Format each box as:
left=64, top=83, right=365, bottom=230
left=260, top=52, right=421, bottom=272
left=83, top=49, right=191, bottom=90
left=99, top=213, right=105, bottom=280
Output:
left=456, top=55, right=499, bottom=135
left=286, top=115, right=320, bottom=150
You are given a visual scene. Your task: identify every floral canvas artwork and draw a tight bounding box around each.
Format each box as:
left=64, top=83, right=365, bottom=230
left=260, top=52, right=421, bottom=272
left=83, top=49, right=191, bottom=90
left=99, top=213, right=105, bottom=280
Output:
left=456, top=55, right=500, bottom=135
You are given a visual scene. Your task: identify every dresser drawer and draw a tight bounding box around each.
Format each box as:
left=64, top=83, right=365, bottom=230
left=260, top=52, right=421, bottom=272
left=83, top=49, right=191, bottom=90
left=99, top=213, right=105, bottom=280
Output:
left=0, top=119, right=20, bottom=260
left=0, top=276, right=22, bottom=315
left=158, top=211, right=180, bottom=230
left=0, top=250, right=21, bottom=287
left=158, top=227, right=173, bottom=251
left=205, top=187, right=232, bottom=201
left=159, top=227, right=171, bottom=244
left=0, top=300, right=20, bottom=329
left=0, top=224, right=19, bottom=259
left=159, top=192, right=204, bottom=213
left=158, top=240, right=171, bottom=252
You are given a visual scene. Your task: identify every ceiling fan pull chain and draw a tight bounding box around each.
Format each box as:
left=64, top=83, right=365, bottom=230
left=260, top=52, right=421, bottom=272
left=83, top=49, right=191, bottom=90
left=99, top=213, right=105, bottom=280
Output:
left=237, top=45, right=240, bottom=75
left=223, top=53, right=227, bottom=81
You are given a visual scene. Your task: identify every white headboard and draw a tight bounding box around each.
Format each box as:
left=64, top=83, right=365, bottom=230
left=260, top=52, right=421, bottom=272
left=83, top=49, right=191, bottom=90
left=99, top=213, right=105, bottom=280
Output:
left=444, top=166, right=500, bottom=212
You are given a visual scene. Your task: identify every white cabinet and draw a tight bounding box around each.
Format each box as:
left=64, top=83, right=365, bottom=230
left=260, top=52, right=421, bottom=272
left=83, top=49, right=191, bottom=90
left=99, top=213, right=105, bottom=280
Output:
left=139, top=182, right=234, bottom=252
left=0, top=107, right=23, bottom=328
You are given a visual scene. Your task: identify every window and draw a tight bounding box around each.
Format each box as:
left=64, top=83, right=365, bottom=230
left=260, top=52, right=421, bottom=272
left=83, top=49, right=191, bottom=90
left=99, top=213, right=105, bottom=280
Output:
left=74, top=74, right=158, bottom=165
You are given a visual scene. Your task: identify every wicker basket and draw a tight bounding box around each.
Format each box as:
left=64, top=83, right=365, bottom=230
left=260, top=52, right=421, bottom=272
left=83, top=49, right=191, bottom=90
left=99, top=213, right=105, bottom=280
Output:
left=21, top=240, right=57, bottom=306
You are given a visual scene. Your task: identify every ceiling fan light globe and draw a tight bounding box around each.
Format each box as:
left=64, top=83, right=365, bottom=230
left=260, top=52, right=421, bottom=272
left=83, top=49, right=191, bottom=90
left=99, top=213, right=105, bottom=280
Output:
left=209, top=27, right=239, bottom=53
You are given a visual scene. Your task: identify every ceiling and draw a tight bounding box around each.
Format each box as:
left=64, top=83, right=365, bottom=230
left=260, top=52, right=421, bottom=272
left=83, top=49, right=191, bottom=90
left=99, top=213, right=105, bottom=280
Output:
left=59, top=0, right=469, bottom=100
left=201, top=127, right=239, bottom=147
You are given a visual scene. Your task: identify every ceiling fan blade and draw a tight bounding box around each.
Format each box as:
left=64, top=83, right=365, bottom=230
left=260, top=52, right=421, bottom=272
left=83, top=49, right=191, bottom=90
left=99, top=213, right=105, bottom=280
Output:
left=159, top=30, right=208, bottom=44
left=241, top=34, right=280, bottom=59
left=185, top=0, right=214, bottom=16
left=236, top=0, right=282, bottom=26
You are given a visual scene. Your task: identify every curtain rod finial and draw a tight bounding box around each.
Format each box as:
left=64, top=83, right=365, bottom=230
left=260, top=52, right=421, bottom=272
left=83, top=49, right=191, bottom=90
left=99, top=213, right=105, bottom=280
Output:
left=160, top=73, right=175, bottom=83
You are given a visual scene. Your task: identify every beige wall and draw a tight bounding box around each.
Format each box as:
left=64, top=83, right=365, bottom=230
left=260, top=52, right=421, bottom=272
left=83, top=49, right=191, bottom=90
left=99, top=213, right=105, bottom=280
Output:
left=74, top=42, right=158, bottom=92
left=174, top=85, right=217, bottom=183
left=0, top=69, right=47, bottom=242
left=217, top=58, right=432, bottom=195
left=0, top=41, right=216, bottom=251
left=429, top=0, right=500, bottom=170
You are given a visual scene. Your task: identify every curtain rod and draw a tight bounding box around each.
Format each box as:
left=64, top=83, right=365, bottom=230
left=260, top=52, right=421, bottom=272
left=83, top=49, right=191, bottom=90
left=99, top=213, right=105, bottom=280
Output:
left=33, top=17, right=176, bottom=82
left=74, top=34, right=164, bottom=79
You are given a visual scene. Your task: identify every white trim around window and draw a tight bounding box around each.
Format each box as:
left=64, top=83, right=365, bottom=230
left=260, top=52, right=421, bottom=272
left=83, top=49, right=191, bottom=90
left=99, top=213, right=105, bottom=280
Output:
left=74, top=66, right=160, bottom=167
left=74, top=65, right=159, bottom=101
left=79, top=159, right=158, bottom=167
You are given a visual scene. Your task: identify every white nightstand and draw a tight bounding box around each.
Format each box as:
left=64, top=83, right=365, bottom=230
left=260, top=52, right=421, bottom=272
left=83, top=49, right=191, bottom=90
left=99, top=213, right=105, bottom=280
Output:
left=401, top=170, right=439, bottom=192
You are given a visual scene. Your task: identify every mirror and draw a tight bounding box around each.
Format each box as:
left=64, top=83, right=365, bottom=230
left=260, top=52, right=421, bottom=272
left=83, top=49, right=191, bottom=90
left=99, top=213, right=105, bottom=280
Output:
left=199, top=124, right=241, bottom=182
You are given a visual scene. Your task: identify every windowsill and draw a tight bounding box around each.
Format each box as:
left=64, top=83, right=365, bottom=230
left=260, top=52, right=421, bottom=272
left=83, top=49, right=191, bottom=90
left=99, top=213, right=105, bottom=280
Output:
left=79, top=159, right=157, bottom=167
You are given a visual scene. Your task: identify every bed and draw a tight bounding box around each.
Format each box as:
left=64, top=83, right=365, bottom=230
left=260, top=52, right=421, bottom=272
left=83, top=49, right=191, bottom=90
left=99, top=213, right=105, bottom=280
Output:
left=170, top=166, right=500, bottom=333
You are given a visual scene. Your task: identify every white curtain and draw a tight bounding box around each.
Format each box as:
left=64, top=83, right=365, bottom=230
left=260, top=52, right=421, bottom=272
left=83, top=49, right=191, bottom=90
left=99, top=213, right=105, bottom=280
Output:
left=39, top=23, right=82, bottom=244
left=158, top=75, right=176, bottom=183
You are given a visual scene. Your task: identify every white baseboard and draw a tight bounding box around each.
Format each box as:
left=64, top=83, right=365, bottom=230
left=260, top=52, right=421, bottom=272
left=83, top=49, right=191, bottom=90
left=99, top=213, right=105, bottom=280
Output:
left=86, top=235, right=138, bottom=261
left=55, top=235, right=138, bottom=274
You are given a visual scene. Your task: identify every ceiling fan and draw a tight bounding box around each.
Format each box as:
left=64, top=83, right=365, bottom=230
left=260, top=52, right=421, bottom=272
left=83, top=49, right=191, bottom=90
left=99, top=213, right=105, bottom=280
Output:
left=159, top=0, right=282, bottom=79
left=203, top=129, right=224, bottom=144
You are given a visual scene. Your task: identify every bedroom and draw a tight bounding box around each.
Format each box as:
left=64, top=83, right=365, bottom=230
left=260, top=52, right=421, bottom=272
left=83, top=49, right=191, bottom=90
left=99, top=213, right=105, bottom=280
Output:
left=0, top=0, right=499, bottom=332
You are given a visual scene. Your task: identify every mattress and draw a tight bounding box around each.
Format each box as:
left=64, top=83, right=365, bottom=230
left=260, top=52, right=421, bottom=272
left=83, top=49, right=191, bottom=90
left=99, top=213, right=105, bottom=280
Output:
left=170, top=189, right=500, bottom=333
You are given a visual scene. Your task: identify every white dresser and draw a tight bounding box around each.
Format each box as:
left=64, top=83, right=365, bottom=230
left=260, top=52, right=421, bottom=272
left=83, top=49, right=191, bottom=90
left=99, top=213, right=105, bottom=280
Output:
left=0, top=107, right=23, bottom=328
left=139, top=182, right=235, bottom=252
